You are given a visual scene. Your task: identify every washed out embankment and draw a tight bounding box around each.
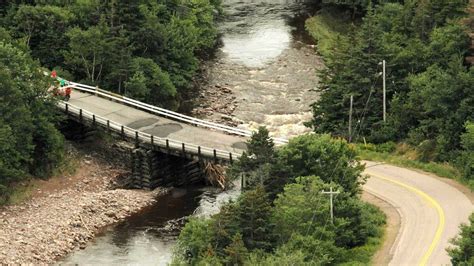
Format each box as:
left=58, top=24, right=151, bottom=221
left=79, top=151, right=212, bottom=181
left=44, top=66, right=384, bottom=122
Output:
left=0, top=143, right=168, bottom=264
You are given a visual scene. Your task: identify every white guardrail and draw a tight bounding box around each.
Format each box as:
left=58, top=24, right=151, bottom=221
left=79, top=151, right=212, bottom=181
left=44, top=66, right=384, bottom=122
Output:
left=58, top=101, right=241, bottom=162
left=65, top=81, right=289, bottom=145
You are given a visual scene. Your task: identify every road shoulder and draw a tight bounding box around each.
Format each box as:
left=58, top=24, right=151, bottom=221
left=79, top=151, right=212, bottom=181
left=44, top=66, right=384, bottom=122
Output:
left=362, top=190, right=401, bottom=265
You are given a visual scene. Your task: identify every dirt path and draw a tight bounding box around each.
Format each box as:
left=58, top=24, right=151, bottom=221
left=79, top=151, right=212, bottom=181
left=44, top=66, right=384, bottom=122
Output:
left=0, top=144, right=167, bottom=264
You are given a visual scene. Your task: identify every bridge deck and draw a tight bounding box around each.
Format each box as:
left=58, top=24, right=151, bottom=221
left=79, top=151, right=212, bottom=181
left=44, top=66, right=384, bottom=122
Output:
left=69, top=91, right=248, bottom=157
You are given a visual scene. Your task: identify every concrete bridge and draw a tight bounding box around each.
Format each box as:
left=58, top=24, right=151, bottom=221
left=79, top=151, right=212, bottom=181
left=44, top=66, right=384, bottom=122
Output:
left=59, top=81, right=288, bottom=188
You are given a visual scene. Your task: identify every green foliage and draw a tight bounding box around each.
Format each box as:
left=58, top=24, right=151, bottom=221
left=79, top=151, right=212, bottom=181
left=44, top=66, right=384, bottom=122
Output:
left=125, top=57, right=177, bottom=108
left=2, top=0, right=221, bottom=110
left=223, top=233, right=248, bottom=265
left=174, top=186, right=274, bottom=265
left=402, top=62, right=474, bottom=161
left=174, top=176, right=386, bottom=265
left=458, top=122, right=474, bottom=185
left=246, top=127, right=275, bottom=163
left=229, top=127, right=277, bottom=190
left=174, top=132, right=386, bottom=264
left=448, top=213, right=474, bottom=265
left=64, top=21, right=116, bottom=84
left=305, top=8, right=352, bottom=59
left=173, top=217, right=214, bottom=264
left=0, top=26, right=12, bottom=42
left=278, top=134, right=364, bottom=195
left=0, top=40, right=64, bottom=203
left=273, top=177, right=383, bottom=250
left=309, top=0, right=472, bottom=166
left=237, top=186, right=273, bottom=251
left=232, top=130, right=365, bottom=199
left=320, top=0, right=397, bottom=17
left=10, top=4, right=74, bottom=68
left=245, top=248, right=308, bottom=266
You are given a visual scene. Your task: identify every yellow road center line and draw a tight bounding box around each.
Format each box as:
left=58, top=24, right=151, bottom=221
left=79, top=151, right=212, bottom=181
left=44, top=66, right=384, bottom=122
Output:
left=365, top=171, right=446, bottom=266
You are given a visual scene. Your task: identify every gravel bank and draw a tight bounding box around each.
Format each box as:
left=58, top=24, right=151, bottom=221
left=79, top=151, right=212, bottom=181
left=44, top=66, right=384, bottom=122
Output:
left=0, top=152, right=168, bottom=264
left=192, top=44, right=322, bottom=139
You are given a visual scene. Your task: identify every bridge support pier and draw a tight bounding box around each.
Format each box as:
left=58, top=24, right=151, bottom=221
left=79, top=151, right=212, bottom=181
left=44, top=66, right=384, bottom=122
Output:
left=129, top=148, right=206, bottom=189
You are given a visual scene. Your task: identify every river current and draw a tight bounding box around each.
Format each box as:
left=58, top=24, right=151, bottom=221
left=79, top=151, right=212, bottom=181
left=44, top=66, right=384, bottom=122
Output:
left=60, top=0, right=320, bottom=264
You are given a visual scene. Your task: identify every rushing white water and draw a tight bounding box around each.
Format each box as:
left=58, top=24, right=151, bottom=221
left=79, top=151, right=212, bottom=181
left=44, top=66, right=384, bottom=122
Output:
left=61, top=1, right=319, bottom=264
left=196, top=0, right=322, bottom=139
left=194, top=180, right=242, bottom=218
left=222, top=21, right=291, bottom=67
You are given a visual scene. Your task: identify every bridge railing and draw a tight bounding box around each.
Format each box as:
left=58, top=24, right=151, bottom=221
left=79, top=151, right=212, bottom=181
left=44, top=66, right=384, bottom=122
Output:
left=58, top=101, right=242, bottom=162
left=66, top=81, right=289, bottom=145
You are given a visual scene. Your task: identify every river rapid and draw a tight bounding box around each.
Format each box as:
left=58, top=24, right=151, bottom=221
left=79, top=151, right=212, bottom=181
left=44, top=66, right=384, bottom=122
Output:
left=60, top=0, right=321, bottom=264
left=193, top=0, right=322, bottom=138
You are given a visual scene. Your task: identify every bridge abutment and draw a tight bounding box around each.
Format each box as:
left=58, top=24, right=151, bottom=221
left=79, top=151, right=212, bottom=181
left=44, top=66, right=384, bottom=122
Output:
left=128, top=147, right=207, bottom=190
left=60, top=114, right=230, bottom=190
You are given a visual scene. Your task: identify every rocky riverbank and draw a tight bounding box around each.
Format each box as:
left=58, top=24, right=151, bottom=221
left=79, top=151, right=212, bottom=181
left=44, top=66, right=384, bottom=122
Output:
left=192, top=43, right=323, bottom=139
left=0, top=145, right=168, bottom=264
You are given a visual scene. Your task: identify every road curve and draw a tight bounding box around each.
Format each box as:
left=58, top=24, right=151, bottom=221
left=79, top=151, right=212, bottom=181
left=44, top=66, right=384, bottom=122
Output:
left=363, top=161, right=473, bottom=265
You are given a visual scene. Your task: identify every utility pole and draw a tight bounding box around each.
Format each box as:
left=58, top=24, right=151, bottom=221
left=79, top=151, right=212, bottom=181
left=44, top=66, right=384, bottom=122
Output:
left=348, top=94, right=353, bottom=142
left=321, top=187, right=340, bottom=224
left=382, top=60, right=387, bottom=122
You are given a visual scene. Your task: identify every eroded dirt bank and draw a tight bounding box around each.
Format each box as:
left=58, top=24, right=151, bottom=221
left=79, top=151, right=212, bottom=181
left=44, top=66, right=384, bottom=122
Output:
left=0, top=143, right=168, bottom=264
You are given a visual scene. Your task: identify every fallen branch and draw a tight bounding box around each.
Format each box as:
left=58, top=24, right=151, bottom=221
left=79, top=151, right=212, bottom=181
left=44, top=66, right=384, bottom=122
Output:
left=78, top=214, right=92, bottom=235
left=204, top=162, right=227, bottom=190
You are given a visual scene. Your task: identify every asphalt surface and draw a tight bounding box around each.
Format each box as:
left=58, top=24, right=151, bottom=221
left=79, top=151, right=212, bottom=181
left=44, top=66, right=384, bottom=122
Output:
left=364, top=161, right=473, bottom=265
left=68, top=91, right=248, bottom=155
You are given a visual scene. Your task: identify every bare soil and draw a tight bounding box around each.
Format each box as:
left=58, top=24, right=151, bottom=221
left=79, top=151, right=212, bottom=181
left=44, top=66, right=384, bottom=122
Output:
left=0, top=143, right=168, bottom=264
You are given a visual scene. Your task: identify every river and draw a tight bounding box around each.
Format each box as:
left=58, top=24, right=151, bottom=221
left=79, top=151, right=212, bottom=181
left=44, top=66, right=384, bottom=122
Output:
left=60, top=0, right=320, bottom=264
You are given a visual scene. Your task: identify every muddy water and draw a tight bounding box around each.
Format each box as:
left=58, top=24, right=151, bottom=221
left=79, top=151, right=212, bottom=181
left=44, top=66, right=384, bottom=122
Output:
left=60, top=186, right=240, bottom=265
left=194, top=0, right=322, bottom=138
left=60, top=1, right=320, bottom=264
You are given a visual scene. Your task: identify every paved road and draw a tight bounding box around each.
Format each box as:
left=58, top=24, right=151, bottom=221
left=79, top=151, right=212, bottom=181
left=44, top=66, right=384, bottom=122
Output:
left=68, top=91, right=248, bottom=155
left=68, top=91, right=473, bottom=265
left=364, top=162, right=473, bottom=265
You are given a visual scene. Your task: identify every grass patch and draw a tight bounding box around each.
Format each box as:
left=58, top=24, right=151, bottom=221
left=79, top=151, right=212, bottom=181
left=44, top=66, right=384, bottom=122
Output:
left=1, top=143, right=81, bottom=206
left=354, top=143, right=472, bottom=190
left=305, top=8, right=354, bottom=58
left=53, top=142, right=80, bottom=177
left=341, top=203, right=387, bottom=265
left=5, top=180, right=36, bottom=205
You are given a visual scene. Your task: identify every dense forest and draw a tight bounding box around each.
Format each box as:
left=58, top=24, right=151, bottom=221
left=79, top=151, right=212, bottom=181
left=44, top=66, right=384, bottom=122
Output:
left=1, top=0, right=473, bottom=263
left=173, top=128, right=385, bottom=264
left=307, top=1, right=474, bottom=264
left=0, top=0, right=222, bottom=203
left=1, top=0, right=221, bottom=109
left=171, top=1, right=474, bottom=264
left=308, top=0, right=473, bottom=184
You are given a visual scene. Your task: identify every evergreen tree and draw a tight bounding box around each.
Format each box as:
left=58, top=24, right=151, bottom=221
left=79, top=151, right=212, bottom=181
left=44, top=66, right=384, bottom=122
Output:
left=229, top=126, right=277, bottom=190
left=309, top=0, right=471, bottom=160
left=238, top=186, right=273, bottom=251
left=223, top=233, right=248, bottom=265
left=458, top=122, right=474, bottom=184
left=449, top=213, right=474, bottom=265
left=210, top=202, right=241, bottom=257
left=0, top=40, right=64, bottom=202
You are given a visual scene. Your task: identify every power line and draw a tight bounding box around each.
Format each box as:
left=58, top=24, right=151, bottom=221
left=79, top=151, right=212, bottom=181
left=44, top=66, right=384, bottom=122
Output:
left=321, top=187, right=340, bottom=224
